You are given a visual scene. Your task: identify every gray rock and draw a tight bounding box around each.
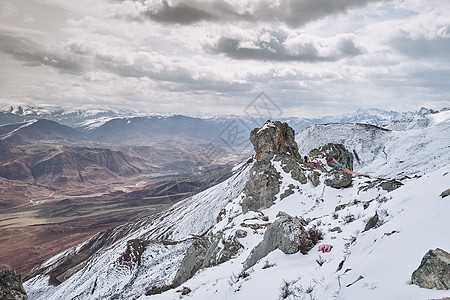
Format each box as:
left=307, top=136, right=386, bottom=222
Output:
left=411, top=248, right=450, bottom=290
left=173, top=231, right=244, bottom=286
left=308, top=171, right=321, bottom=187
left=280, top=184, right=295, bottom=200
left=0, top=269, right=28, bottom=300
left=250, top=120, right=300, bottom=160
left=172, top=237, right=212, bottom=286
left=181, top=287, right=191, bottom=295
left=363, top=212, right=379, bottom=232
left=243, top=214, right=313, bottom=270
left=276, top=211, right=291, bottom=218
left=440, top=188, right=450, bottom=198
left=241, top=158, right=281, bottom=212
left=335, top=204, right=346, bottom=212
left=359, top=178, right=403, bottom=192
left=330, top=226, right=342, bottom=233
left=310, top=143, right=353, bottom=170
left=379, top=179, right=403, bottom=192
left=235, top=229, right=247, bottom=238
left=325, top=170, right=352, bottom=189
left=278, top=156, right=307, bottom=184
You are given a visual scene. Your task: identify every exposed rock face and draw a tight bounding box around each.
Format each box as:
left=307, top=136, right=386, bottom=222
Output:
left=250, top=120, right=300, bottom=160
left=358, top=178, right=403, bottom=192
left=411, top=248, right=450, bottom=290
left=363, top=212, right=379, bottom=232
left=241, top=120, right=309, bottom=212
left=325, top=170, right=353, bottom=189
left=308, top=171, right=321, bottom=187
left=241, top=156, right=281, bottom=212
left=0, top=269, right=28, bottom=300
left=280, top=184, right=295, bottom=200
left=243, top=214, right=313, bottom=270
left=173, top=231, right=244, bottom=286
left=277, top=155, right=307, bottom=184
left=172, top=238, right=212, bottom=286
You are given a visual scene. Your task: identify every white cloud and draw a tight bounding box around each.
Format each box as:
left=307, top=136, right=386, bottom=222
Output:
left=0, top=0, right=449, bottom=117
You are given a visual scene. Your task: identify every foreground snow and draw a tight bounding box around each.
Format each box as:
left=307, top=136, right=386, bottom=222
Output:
left=139, top=167, right=450, bottom=300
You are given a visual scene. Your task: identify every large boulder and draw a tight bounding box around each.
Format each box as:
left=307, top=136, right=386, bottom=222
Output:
left=310, top=143, right=353, bottom=170
left=173, top=231, right=243, bottom=286
left=173, top=237, right=212, bottom=286
left=243, top=214, right=313, bottom=270
left=411, top=248, right=450, bottom=290
left=250, top=120, right=300, bottom=160
left=0, top=269, right=28, bottom=300
left=325, top=170, right=353, bottom=189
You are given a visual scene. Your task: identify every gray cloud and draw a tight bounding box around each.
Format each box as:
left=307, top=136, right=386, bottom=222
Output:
left=204, top=29, right=365, bottom=62
left=145, top=0, right=215, bottom=24
left=143, top=0, right=386, bottom=27
left=391, top=34, right=450, bottom=60
left=0, top=32, right=83, bottom=73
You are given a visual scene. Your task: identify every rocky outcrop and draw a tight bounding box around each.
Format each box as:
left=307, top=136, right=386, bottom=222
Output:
left=325, top=170, right=352, bottom=189
left=250, top=120, right=300, bottom=160
left=359, top=178, right=403, bottom=192
left=363, top=212, right=379, bottom=232
left=173, top=231, right=244, bottom=286
left=172, top=238, right=212, bottom=286
left=241, top=121, right=308, bottom=212
left=440, top=188, right=450, bottom=198
left=310, top=143, right=353, bottom=170
left=308, top=171, right=321, bottom=187
left=243, top=214, right=314, bottom=270
left=277, top=155, right=307, bottom=184
left=280, top=184, right=295, bottom=200
left=411, top=248, right=450, bottom=290
left=0, top=269, right=28, bottom=300
left=241, top=157, right=281, bottom=212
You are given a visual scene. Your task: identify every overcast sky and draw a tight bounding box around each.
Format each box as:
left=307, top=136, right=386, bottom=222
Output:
left=0, top=0, right=449, bottom=117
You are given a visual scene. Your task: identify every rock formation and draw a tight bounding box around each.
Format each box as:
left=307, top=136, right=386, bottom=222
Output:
left=411, top=248, right=450, bottom=290
left=242, top=121, right=305, bottom=212
left=325, top=170, right=353, bottom=189
left=250, top=120, right=300, bottom=160
left=310, top=143, right=353, bottom=170
left=0, top=269, right=28, bottom=300
left=243, top=213, right=314, bottom=270
left=241, top=158, right=281, bottom=212
left=172, top=231, right=244, bottom=286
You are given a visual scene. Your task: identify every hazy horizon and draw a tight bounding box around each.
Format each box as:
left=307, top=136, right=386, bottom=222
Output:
left=1, top=0, right=449, bottom=117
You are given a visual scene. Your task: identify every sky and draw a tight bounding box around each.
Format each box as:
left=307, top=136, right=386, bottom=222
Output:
left=0, top=0, right=449, bottom=117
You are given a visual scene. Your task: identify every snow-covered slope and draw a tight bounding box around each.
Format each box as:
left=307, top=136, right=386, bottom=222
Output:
left=25, top=160, right=252, bottom=300
left=24, top=115, right=450, bottom=300
left=137, top=166, right=450, bottom=300
left=296, top=110, right=450, bottom=178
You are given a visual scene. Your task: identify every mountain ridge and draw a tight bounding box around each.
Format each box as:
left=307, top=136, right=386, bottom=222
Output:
left=23, top=116, right=450, bottom=300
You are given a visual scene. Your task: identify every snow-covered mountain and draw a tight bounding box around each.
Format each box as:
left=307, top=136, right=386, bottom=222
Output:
left=296, top=110, right=450, bottom=178
left=0, top=104, right=146, bottom=129
left=2, top=103, right=448, bottom=133
left=23, top=114, right=450, bottom=300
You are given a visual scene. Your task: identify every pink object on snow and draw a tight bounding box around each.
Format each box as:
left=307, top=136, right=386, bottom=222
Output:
left=318, top=244, right=333, bottom=253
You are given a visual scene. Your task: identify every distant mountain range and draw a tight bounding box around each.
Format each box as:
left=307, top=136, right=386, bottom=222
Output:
left=2, top=103, right=448, bottom=133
